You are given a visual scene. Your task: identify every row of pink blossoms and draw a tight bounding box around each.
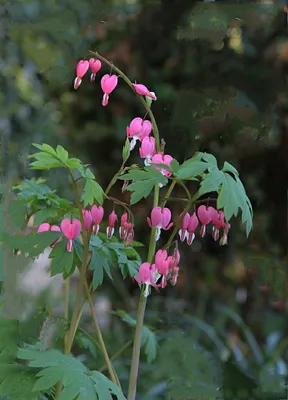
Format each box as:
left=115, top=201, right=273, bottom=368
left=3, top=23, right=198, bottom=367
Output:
left=38, top=204, right=230, bottom=253
left=148, top=205, right=231, bottom=245
left=74, top=58, right=156, bottom=106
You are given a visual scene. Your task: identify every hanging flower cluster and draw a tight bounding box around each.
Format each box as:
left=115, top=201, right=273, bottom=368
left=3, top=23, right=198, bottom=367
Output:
left=70, top=56, right=233, bottom=297
left=135, top=249, right=180, bottom=297
left=37, top=208, right=135, bottom=253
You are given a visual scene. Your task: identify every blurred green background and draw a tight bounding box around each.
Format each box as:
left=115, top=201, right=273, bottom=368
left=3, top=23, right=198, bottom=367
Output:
left=1, top=0, right=288, bottom=399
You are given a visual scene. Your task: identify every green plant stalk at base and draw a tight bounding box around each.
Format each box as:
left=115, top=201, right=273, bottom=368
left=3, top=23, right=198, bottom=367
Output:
left=84, top=280, right=120, bottom=387
left=127, top=185, right=159, bottom=400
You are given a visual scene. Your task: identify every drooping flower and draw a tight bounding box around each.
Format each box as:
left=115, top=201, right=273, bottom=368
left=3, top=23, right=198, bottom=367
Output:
left=151, top=153, right=173, bottom=178
left=211, top=210, right=225, bottom=241
left=139, top=136, right=156, bottom=166
left=187, top=212, right=199, bottom=245
left=178, top=213, right=190, bottom=242
left=101, top=74, right=118, bottom=106
left=106, top=210, right=117, bottom=239
left=154, top=249, right=181, bottom=288
left=134, top=262, right=158, bottom=297
left=155, top=249, right=169, bottom=288
left=147, top=206, right=173, bottom=241
left=82, top=209, right=93, bottom=231
left=119, top=212, right=134, bottom=245
left=37, top=223, right=61, bottom=247
left=91, top=205, right=104, bottom=235
left=197, top=205, right=212, bottom=238
left=220, top=223, right=231, bottom=246
left=74, top=60, right=89, bottom=89
left=60, top=218, right=81, bottom=252
left=132, top=83, right=157, bottom=100
left=167, top=249, right=180, bottom=286
left=126, top=117, right=152, bottom=150
left=89, top=58, right=102, bottom=82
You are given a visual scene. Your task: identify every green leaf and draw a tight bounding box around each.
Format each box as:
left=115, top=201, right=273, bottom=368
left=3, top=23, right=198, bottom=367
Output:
left=17, top=346, right=127, bottom=400
left=56, top=145, right=68, bottom=162
left=158, top=332, right=222, bottom=400
left=89, top=244, right=113, bottom=290
left=177, top=160, right=209, bottom=180
left=217, top=173, right=253, bottom=236
left=0, top=364, right=38, bottom=400
left=0, top=318, right=20, bottom=362
left=170, top=159, right=180, bottom=174
left=29, top=143, right=82, bottom=171
left=198, top=170, right=224, bottom=197
left=222, top=161, right=239, bottom=177
left=83, top=180, right=104, bottom=207
left=107, top=242, right=141, bottom=279
left=2, top=231, right=61, bottom=257
left=195, top=152, right=218, bottom=169
left=120, top=167, right=167, bottom=205
left=49, top=240, right=74, bottom=277
left=33, top=208, right=59, bottom=225
left=217, top=174, right=239, bottom=221
left=115, top=310, right=157, bottom=362
left=16, top=179, right=55, bottom=200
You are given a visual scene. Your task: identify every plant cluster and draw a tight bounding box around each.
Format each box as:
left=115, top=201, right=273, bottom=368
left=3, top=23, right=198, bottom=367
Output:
left=0, top=51, right=253, bottom=400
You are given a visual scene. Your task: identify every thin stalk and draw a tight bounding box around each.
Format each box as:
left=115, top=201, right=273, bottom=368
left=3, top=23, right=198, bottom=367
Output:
left=160, top=179, right=176, bottom=207
left=63, top=277, right=70, bottom=351
left=105, top=163, right=125, bottom=196
left=127, top=186, right=159, bottom=400
left=64, top=175, right=90, bottom=353
left=99, top=340, right=133, bottom=373
left=89, top=51, right=160, bottom=152
left=55, top=278, right=70, bottom=398
left=83, top=280, right=120, bottom=386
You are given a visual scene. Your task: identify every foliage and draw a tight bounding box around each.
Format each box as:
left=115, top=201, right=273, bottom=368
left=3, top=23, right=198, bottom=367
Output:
left=115, top=310, right=157, bottom=363
left=18, top=346, right=127, bottom=400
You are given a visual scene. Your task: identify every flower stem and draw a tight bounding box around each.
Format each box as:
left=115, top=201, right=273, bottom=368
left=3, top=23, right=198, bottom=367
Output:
left=84, top=280, right=120, bottom=387
left=160, top=179, right=176, bottom=208
left=89, top=51, right=160, bottom=152
left=127, top=185, right=159, bottom=400
left=55, top=278, right=70, bottom=398
left=99, top=340, right=133, bottom=373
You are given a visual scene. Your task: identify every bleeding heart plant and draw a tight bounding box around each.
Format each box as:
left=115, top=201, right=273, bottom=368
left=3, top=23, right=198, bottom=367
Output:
left=2, top=50, right=253, bottom=400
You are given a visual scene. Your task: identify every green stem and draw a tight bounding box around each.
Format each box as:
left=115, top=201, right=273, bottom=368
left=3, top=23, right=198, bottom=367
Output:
left=105, top=163, right=125, bottom=196
left=99, top=340, right=133, bottom=373
left=127, top=186, right=159, bottom=400
left=160, top=179, right=176, bottom=207
left=55, top=278, right=70, bottom=398
left=65, top=173, right=90, bottom=353
left=84, top=280, right=120, bottom=387
left=90, top=51, right=160, bottom=152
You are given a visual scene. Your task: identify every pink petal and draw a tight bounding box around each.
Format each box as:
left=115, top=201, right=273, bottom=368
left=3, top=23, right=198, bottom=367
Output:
left=197, top=205, right=212, bottom=225
left=76, top=60, right=89, bottom=78
left=72, top=219, right=82, bottom=238
left=61, top=218, right=72, bottom=239
left=162, top=208, right=172, bottom=229
left=37, top=223, right=50, bottom=233
left=91, top=206, right=104, bottom=224
left=187, top=212, right=199, bottom=232
left=150, top=207, right=163, bottom=227
left=139, top=262, right=152, bottom=283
